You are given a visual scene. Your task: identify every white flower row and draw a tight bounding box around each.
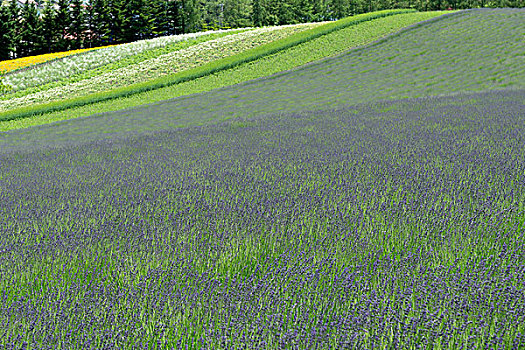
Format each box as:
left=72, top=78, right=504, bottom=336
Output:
left=4, top=28, right=247, bottom=91
left=0, top=23, right=322, bottom=111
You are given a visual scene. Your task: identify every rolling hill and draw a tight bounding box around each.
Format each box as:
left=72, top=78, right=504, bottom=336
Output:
left=0, top=8, right=524, bottom=350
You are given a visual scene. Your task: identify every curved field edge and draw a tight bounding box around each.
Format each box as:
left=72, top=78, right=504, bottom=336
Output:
left=2, top=8, right=522, bottom=135
left=0, top=89, right=524, bottom=348
left=1, top=29, right=252, bottom=100
left=0, top=9, right=415, bottom=124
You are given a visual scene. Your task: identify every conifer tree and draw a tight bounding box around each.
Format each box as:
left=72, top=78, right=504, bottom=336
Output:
left=331, top=0, right=349, bottom=19
left=148, top=0, right=168, bottom=37
left=7, top=0, right=20, bottom=58
left=41, top=0, right=57, bottom=53
left=278, top=0, right=297, bottom=24
left=55, top=0, right=71, bottom=51
left=223, top=0, right=252, bottom=28
left=294, top=0, right=314, bottom=22
left=89, top=0, right=111, bottom=46
left=182, top=0, right=200, bottom=33
left=166, top=0, right=183, bottom=35
left=252, top=0, right=267, bottom=26
left=69, top=0, right=86, bottom=49
left=0, top=4, right=13, bottom=60
left=110, top=0, right=127, bottom=43
left=19, top=0, right=44, bottom=57
left=121, top=0, right=152, bottom=41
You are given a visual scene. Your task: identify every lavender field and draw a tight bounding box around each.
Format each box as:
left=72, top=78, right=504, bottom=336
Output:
left=1, top=89, right=524, bottom=349
left=0, top=8, right=524, bottom=350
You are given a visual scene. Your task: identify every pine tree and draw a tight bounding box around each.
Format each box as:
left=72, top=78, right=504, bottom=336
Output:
left=268, top=0, right=279, bottom=25
left=111, top=0, right=127, bottom=43
left=199, top=0, right=216, bottom=30
left=167, top=0, right=183, bottom=35
left=182, top=0, right=200, bottom=33
left=294, top=0, right=314, bottom=23
left=331, top=0, right=349, bottom=19
left=41, top=0, right=57, bottom=53
left=19, top=0, right=44, bottom=57
left=7, top=0, right=20, bottom=58
left=89, top=0, right=111, bottom=46
left=223, top=0, right=252, bottom=28
left=147, top=0, right=168, bottom=37
left=122, top=0, right=152, bottom=41
left=55, top=0, right=71, bottom=51
left=252, top=0, right=263, bottom=26
left=0, top=4, right=13, bottom=60
left=69, top=0, right=86, bottom=49
left=278, top=0, right=297, bottom=24
left=84, top=0, right=96, bottom=47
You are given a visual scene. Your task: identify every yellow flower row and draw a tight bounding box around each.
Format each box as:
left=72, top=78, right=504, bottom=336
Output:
left=0, top=45, right=118, bottom=73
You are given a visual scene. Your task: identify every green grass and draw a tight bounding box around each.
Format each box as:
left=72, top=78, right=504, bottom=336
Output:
left=1, top=24, right=320, bottom=109
left=0, top=9, right=415, bottom=128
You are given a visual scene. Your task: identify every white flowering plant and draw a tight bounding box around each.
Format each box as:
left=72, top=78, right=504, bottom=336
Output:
left=0, top=23, right=321, bottom=111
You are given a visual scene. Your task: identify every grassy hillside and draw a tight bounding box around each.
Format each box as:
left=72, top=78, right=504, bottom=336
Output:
left=1, top=28, right=251, bottom=95
left=0, top=25, right=311, bottom=109
left=0, top=8, right=524, bottom=350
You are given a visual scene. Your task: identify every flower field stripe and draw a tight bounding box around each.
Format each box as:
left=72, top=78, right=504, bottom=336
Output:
left=2, top=29, right=246, bottom=94
left=0, top=9, right=522, bottom=135
left=0, top=9, right=414, bottom=123
left=0, top=25, right=318, bottom=110
left=0, top=29, right=250, bottom=102
left=0, top=10, right=449, bottom=131
left=0, top=45, right=117, bottom=73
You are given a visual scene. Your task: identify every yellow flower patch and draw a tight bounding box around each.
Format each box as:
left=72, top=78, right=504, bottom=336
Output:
left=0, top=45, right=118, bottom=73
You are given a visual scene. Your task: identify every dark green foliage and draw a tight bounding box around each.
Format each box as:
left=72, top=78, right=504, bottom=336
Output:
left=69, top=0, right=86, bottom=49
left=119, top=0, right=150, bottom=41
left=6, top=0, right=20, bottom=58
left=88, top=0, right=112, bottom=46
left=147, top=0, right=169, bottom=36
left=182, top=0, right=201, bottom=33
left=18, top=0, right=44, bottom=57
left=54, top=0, right=72, bottom=51
left=40, top=0, right=57, bottom=53
left=1, top=0, right=524, bottom=61
left=223, top=0, right=252, bottom=28
left=0, top=5, right=12, bottom=60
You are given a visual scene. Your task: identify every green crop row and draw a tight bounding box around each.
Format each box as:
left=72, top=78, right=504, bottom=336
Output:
left=0, top=9, right=414, bottom=124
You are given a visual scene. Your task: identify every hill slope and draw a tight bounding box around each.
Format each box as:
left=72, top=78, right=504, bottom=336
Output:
left=1, top=89, right=524, bottom=348
left=0, top=8, right=522, bottom=149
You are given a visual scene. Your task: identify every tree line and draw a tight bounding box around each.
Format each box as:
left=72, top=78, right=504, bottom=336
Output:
left=0, top=0, right=523, bottom=60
